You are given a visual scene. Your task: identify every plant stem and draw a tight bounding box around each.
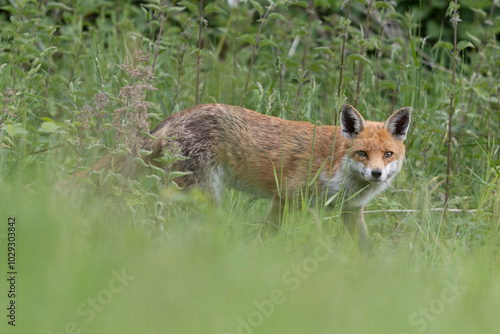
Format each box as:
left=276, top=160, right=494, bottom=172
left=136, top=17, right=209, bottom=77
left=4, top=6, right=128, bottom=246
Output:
left=389, top=77, right=400, bottom=115
left=445, top=0, right=459, bottom=205
left=335, top=0, right=351, bottom=125
left=196, top=0, right=204, bottom=105
left=147, top=1, right=166, bottom=101
left=293, top=0, right=314, bottom=113
left=354, top=0, right=372, bottom=108
left=43, top=34, right=55, bottom=117
left=293, top=70, right=306, bottom=115
left=174, top=46, right=186, bottom=106
left=152, top=13, right=165, bottom=73
left=301, top=0, right=313, bottom=71
left=241, top=4, right=274, bottom=107
left=232, top=9, right=239, bottom=105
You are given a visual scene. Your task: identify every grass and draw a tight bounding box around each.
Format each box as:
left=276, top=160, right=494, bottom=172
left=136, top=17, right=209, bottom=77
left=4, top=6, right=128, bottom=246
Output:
left=1, top=0, right=499, bottom=333
left=1, top=179, right=500, bottom=334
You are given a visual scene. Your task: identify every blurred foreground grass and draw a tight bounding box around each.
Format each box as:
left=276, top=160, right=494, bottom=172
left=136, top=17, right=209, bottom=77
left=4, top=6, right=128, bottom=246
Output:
left=1, top=178, right=500, bottom=334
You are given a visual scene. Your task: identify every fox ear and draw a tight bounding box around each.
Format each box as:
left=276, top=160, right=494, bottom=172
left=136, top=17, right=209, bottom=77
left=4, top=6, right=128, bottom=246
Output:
left=385, top=107, right=411, bottom=141
left=340, top=105, right=366, bottom=140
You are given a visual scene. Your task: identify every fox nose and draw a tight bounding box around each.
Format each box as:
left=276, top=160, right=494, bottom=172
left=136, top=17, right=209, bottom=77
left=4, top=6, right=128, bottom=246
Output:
left=371, top=169, right=382, bottom=178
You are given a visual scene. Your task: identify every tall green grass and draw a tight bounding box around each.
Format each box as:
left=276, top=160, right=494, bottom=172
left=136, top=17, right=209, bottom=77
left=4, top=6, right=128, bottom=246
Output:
left=0, top=0, right=499, bottom=333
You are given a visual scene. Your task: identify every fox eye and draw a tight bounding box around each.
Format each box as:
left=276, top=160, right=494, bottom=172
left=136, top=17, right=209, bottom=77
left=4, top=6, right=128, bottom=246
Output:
left=384, top=151, right=393, bottom=158
left=357, top=151, right=368, bottom=158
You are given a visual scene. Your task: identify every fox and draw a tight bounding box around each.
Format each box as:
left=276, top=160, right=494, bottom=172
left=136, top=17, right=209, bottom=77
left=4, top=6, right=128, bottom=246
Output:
left=89, top=103, right=411, bottom=246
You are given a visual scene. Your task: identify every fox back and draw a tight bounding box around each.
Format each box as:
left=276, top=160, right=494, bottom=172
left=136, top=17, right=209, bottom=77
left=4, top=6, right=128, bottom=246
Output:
left=143, top=104, right=410, bottom=206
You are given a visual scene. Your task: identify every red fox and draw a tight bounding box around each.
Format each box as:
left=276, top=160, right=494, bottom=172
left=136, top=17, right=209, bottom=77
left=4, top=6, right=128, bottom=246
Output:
left=92, top=103, right=410, bottom=245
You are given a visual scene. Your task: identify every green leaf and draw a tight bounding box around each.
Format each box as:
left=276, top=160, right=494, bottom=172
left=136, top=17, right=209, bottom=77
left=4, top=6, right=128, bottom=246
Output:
left=140, top=149, right=153, bottom=156
left=141, top=4, right=161, bottom=12
left=445, top=1, right=460, bottom=17
left=142, top=131, right=158, bottom=140
left=40, top=122, right=58, bottom=133
left=145, top=174, right=162, bottom=183
left=465, top=31, right=481, bottom=47
left=12, top=125, right=28, bottom=135
left=169, top=171, right=192, bottom=179
left=5, top=124, right=17, bottom=137
left=258, top=39, right=278, bottom=48
left=133, top=157, right=149, bottom=167
left=346, top=53, right=372, bottom=65
left=339, top=17, right=351, bottom=29
left=325, top=191, right=340, bottom=206
left=205, top=4, right=227, bottom=15
left=373, top=1, right=395, bottom=11
left=267, top=12, right=286, bottom=21
left=150, top=165, right=166, bottom=175
left=249, top=0, right=264, bottom=16
left=314, top=46, right=336, bottom=57
left=379, top=81, right=397, bottom=91
left=46, top=2, right=74, bottom=11
left=434, top=41, right=453, bottom=51
left=178, top=0, right=198, bottom=14
left=469, top=7, right=486, bottom=19
left=189, top=46, right=215, bottom=58
left=167, top=6, right=186, bottom=14
left=140, top=5, right=152, bottom=21
left=40, top=46, right=58, bottom=58
left=236, top=34, right=257, bottom=46
left=293, top=1, right=309, bottom=8
left=457, top=40, right=474, bottom=52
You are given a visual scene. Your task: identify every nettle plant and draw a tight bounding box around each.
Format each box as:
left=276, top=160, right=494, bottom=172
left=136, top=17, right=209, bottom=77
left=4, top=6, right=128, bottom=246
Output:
left=70, top=48, right=190, bottom=226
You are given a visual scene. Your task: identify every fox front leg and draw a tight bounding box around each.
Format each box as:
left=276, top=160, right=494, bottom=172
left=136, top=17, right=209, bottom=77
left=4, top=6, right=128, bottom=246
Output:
left=265, top=195, right=286, bottom=228
left=341, top=206, right=371, bottom=254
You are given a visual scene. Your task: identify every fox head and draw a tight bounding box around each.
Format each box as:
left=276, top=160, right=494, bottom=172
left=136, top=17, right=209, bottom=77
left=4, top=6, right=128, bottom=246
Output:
left=340, top=105, right=411, bottom=184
